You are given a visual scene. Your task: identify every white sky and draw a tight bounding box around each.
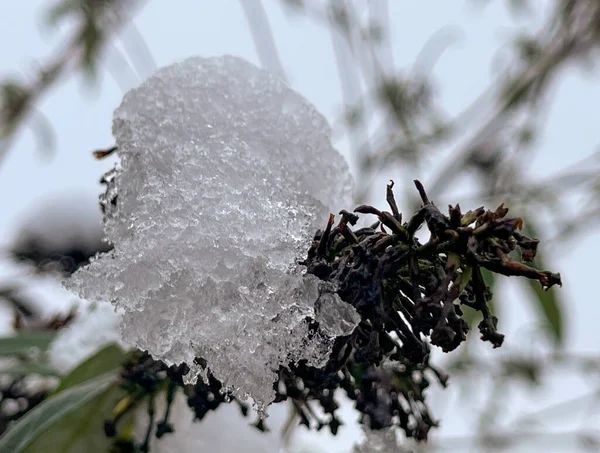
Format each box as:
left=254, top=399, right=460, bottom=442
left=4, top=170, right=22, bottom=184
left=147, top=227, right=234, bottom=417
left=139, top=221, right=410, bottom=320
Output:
left=1, top=1, right=599, bottom=452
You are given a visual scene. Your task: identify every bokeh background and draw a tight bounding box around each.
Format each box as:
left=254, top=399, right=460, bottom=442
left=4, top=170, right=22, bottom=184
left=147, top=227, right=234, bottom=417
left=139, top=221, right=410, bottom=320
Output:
left=1, top=1, right=599, bottom=452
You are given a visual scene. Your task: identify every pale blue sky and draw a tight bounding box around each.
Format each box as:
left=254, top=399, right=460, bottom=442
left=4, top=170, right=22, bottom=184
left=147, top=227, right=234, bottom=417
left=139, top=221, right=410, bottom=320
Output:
left=1, top=1, right=599, bottom=452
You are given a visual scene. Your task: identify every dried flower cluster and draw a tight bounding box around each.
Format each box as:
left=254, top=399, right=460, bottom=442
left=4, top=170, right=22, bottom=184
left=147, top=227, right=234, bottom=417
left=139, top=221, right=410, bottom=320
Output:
left=105, top=180, right=561, bottom=449
left=278, top=179, right=561, bottom=439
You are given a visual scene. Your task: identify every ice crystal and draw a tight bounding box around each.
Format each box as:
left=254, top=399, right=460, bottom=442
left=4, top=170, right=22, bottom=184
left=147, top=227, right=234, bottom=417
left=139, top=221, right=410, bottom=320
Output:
left=65, top=56, right=354, bottom=407
left=314, top=291, right=361, bottom=337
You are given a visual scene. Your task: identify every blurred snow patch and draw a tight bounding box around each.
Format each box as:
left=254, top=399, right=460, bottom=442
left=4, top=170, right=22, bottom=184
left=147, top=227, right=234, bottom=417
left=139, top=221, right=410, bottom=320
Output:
left=135, top=393, right=289, bottom=453
left=9, top=191, right=107, bottom=257
left=49, top=301, right=125, bottom=373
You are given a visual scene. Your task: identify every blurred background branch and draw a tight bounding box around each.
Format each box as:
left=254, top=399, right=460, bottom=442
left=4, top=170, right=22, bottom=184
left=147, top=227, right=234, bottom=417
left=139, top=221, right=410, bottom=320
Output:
left=0, top=0, right=144, bottom=163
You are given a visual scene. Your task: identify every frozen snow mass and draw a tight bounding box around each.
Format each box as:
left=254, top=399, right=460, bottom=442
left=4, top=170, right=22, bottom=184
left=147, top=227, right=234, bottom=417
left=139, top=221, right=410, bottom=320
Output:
left=64, top=55, right=357, bottom=408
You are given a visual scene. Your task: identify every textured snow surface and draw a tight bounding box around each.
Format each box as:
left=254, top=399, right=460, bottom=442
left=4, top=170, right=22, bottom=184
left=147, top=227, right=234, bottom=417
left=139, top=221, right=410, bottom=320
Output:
left=65, top=56, right=355, bottom=406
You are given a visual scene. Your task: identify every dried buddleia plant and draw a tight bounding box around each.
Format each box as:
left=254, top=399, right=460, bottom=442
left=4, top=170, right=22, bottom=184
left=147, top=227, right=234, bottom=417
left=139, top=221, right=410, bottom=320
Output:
left=104, top=180, right=561, bottom=449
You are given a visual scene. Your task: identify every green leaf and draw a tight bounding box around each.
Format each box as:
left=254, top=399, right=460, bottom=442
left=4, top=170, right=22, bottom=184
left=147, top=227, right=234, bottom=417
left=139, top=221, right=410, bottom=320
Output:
left=525, top=274, right=563, bottom=345
left=460, top=305, right=480, bottom=328
left=0, top=362, right=60, bottom=377
left=522, top=219, right=563, bottom=345
left=53, top=343, right=127, bottom=394
left=0, top=372, right=117, bottom=453
left=456, top=265, right=473, bottom=293
left=23, top=385, right=129, bottom=453
left=0, top=331, right=56, bottom=358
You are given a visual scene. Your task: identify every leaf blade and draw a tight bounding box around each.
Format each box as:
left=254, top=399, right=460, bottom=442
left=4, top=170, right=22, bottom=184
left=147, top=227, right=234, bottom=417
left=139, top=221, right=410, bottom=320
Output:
left=0, top=331, right=56, bottom=357
left=0, top=372, right=117, bottom=453
left=23, top=385, right=130, bottom=453
left=522, top=219, right=563, bottom=345
left=0, top=362, right=60, bottom=377
left=53, top=343, right=126, bottom=394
